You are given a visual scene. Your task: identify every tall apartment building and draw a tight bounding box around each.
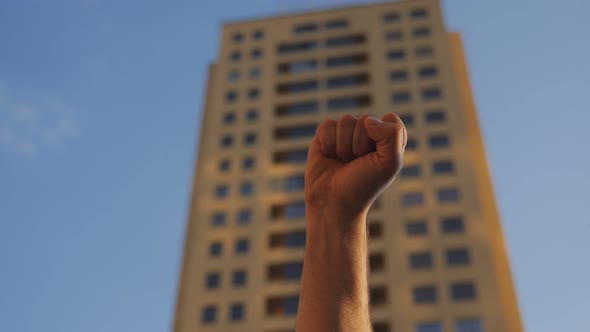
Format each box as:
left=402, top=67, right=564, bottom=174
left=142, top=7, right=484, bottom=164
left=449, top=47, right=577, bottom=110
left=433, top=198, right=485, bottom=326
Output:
left=173, top=1, right=523, bottom=331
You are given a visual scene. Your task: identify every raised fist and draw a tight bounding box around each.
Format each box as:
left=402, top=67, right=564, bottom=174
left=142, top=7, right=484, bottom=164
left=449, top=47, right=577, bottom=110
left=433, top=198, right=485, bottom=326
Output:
left=305, top=113, right=407, bottom=218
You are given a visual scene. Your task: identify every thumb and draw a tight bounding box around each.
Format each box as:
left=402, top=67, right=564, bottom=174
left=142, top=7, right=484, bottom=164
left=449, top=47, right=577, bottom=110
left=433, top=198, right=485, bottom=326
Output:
left=363, top=116, right=406, bottom=170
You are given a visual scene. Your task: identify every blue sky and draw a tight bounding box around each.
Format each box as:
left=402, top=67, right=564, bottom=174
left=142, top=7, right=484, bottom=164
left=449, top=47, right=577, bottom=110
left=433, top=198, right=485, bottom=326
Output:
left=0, top=0, right=588, bottom=331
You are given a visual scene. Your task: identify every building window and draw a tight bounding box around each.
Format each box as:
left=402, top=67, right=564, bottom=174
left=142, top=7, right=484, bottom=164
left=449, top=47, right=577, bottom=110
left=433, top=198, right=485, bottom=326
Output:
left=270, top=231, right=306, bottom=249
left=235, top=238, right=249, bottom=254
left=386, top=30, right=402, bottom=41
left=441, top=216, right=465, bottom=233
left=209, top=242, right=222, bottom=257
left=387, top=49, right=406, bottom=61
left=240, top=182, right=254, bottom=196
left=230, top=51, right=241, bottom=62
left=278, top=40, right=318, bottom=54
left=456, top=319, right=483, bottom=332
left=237, top=209, right=251, bottom=225
left=211, top=212, right=226, bottom=226
left=206, top=272, right=220, bottom=289
left=227, top=70, right=240, bottom=82
left=325, top=19, right=349, bottom=29
left=446, top=248, right=470, bottom=266
left=326, top=34, right=366, bottom=48
left=383, top=12, right=400, bottom=23
left=278, top=59, right=318, bottom=74
left=425, top=110, right=446, bottom=124
left=368, top=222, right=383, bottom=238
left=413, top=27, right=431, bottom=38
left=271, top=201, right=306, bottom=219
left=248, top=88, right=260, bottom=100
left=416, top=322, right=442, bottom=332
left=294, top=23, right=318, bottom=34
left=233, top=270, right=247, bottom=286
left=276, top=101, right=319, bottom=117
left=369, top=253, right=385, bottom=272
left=244, top=132, right=257, bottom=145
left=429, top=134, right=449, bottom=148
left=223, top=112, right=236, bottom=124
left=399, top=113, right=414, bottom=126
left=286, top=175, right=305, bottom=191
left=401, top=164, right=421, bottom=178
left=277, top=80, right=319, bottom=94
left=266, top=295, right=299, bottom=316
left=249, top=67, right=262, bottom=79
left=242, top=157, right=255, bottom=170
left=389, top=69, right=408, bottom=82
left=201, top=305, right=217, bottom=324
left=221, top=135, right=233, bottom=148
left=373, top=322, right=390, bottom=332
left=416, top=46, right=434, bottom=57
left=433, top=160, right=454, bottom=174
left=423, top=87, right=442, bottom=100
left=419, top=66, right=438, bottom=78
left=246, top=109, right=258, bottom=121
left=413, top=285, right=437, bottom=304
left=326, top=73, right=369, bottom=89
left=275, top=124, right=318, bottom=140
left=370, top=286, right=388, bottom=306
left=268, top=261, right=304, bottom=281
left=327, top=95, right=371, bottom=111
left=253, top=30, right=264, bottom=40
left=273, top=149, right=308, bottom=163
left=406, top=221, right=428, bottom=236
left=229, top=303, right=245, bottom=321
left=232, top=32, right=243, bottom=42
left=226, top=91, right=238, bottom=102
left=451, top=282, right=477, bottom=301
left=251, top=48, right=263, bottom=60
left=437, top=188, right=460, bottom=203
left=219, top=159, right=231, bottom=172
left=409, top=252, right=433, bottom=269
left=406, top=137, right=417, bottom=150
left=411, top=8, right=428, bottom=19
left=326, top=53, right=367, bottom=68
left=392, top=91, right=411, bottom=104
left=402, top=192, right=424, bottom=207
left=215, top=185, right=229, bottom=198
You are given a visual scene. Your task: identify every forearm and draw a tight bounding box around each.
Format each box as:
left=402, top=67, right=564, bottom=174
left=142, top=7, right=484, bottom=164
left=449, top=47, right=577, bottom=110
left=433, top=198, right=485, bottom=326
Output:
left=296, top=210, right=371, bottom=332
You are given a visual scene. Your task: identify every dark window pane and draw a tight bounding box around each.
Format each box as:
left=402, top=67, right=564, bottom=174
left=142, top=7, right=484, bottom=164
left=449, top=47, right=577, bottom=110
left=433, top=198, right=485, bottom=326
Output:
left=451, top=282, right=477, bottom=300
left=286, top=175, right=305, bottom=191
left=278, top=41, right=318, bottom=54
left=402, top=192, right=424, bottom=206
left=286, top=201, right=306, bottom=218
left=233, top=270, right=247, bottom=286
left=370, top=286, right=387, bottom=306
left=406, top=137, right=418, bottom=150
left=226, top=91, right=238, bottom=102
left=230, top=303, right=245, bottom=321
left=401, top=165, right=421, bottom=178
left=413, top=27, right=431, bottom=38
left=456, top=319, right=483, bottom=332
left=221, top=135, right=233, bottom=148
left=389, top=69, right=408, bottom=82
left=284, top=296, right=299, bottom=315
left=386, top=30, right=402, bottom=41
left=392, top=91, right=411, bottom=103
left=274, top=149, right=308, bottom=163
left=423, top=87, right=442, bottom=100
left=369, top=253, right=385, bottom=272
left=294, top=23, right=317, bottom=34
left=425, top=110, right=445, bottom=123
left=383, top=12, right=400, bottom=22
left=232, top=33, right=243, bottom=42
left=416, top=322, right=442, bottom=332
left=373, top=322, right=390, bottom=332
left=446, top=248, right=470, bottom=266
left=235, top=238, right=249, bottom=254
left=242, top=157, right=255, bottom=170
left=399, top=113, right=414, bottom=126
left=240, top=182, right=254, bottom=196
left=419, top=66, right=438, bottom=78
left=230, top=51, right=241, bottom=61
left=219, top=159, right=230, bottom=172
left=286, top=231, right=306, bottom=247
left=202, top=306, right=217, bottom=323
left=433, top=160, right=454, bottom=174
left=215, top=185, right=228, bottom=198
left=227, top=71, right=240, bottom=82
left=285, top=262, right=304, bottom=280
left=326, top=73, right=369, bottom=89
left=249, top=67, right=262, bottom=79
left=244, top=132, right=257, bottom=145
left=212, top=212, right=226, bottom=226
left=406, top=221, right=428, bottom=236
left=210, top=242, right=222, bottom=256
left=411, top=8, right=428, bottom=19
left=437, top=188, right=460, bottom=203
left=326, top=34, right=365, bottom=48
left=224, top=112, right=236, bottom=124
left=275, top=124, right=318, bottom=140
left=441, top=216, right=465, bottom=233
left=387, top=49, right=406, bottom=61
left=251, top=48, right=262, bottom=59
left=429, top=134, right=449, bottom=148
left=237, top=209, right=251, bottom=224
left=368, top=222, right=383, bottom=238
left=277, top=80, right=319, bottom=94
left=276, top=101, right=319, bottom=117
left=325, top=53, right=367, bottom=68
left=409, top=252, right=433, bottom=269
left=248, top=88, right=260, bottom=99
left=327, top=95, right=371, bottom=111
left=206, top=272, right=220, bottom=289
left=253, top=30, right=264, bottom=40
left=326, top=19, right=349, bottom=29
left=246, top=109, right=258, bottom=121
left=278, top=59, right=318, bottom=74
left=413, top=285, right=437, bottom=303
left=416, top=46, right=434, bottom=57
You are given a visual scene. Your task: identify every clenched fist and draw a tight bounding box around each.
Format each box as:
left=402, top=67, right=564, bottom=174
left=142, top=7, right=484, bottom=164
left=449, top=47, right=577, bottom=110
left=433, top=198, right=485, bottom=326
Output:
left=305, top=113, right=407, bottom=219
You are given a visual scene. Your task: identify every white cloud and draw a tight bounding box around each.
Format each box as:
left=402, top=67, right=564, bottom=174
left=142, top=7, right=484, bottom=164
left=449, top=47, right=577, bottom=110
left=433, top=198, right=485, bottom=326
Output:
left=0, top=82, right=80, bottom=157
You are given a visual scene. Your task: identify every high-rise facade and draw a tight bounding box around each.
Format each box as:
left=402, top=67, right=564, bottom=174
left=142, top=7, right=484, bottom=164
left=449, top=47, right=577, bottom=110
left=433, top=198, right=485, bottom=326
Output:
left=173, top=1, right=523, bottom=331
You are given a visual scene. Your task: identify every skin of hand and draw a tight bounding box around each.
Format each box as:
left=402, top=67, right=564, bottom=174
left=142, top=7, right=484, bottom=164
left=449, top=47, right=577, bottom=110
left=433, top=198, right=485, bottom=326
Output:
left=296, top=113, right=407, bottom=332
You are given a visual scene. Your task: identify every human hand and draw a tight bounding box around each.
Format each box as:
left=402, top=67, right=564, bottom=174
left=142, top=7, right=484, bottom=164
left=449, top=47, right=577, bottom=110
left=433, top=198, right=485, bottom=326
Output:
left=305, top=113, right=407, bottom=219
